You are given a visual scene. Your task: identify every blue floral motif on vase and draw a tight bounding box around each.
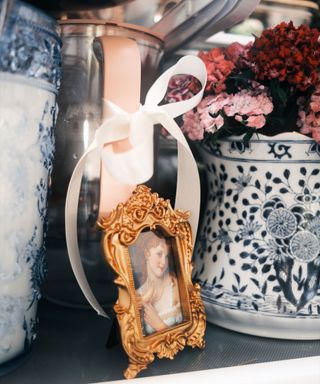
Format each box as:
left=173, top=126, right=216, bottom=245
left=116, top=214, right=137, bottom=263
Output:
left=0, top=0, right=61, bottom=368
left=0, top=91, right=57, bottom=365
left=193, top=133, right=320, bottom=339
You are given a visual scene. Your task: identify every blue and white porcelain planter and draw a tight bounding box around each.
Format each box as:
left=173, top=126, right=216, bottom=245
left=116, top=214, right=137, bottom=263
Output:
left=193, top=133, right=320, bottom=339
left=0, top=0, right=61, bottom=370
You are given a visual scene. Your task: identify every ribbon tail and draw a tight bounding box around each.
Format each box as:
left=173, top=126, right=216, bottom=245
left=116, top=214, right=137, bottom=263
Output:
left=176, top=139, right=201, bottom=244
left=65, top=140, right=108, bottom=318
left=154, top=112, right=200, bottom=247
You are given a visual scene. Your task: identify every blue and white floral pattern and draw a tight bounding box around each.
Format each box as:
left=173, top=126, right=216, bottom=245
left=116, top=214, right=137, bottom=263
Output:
left=0, top=0, right=62, bottom=90
left=266, top=208, right=297, bottom=239
left=0, top=85, right=58, bottom=364
left=0, top=297, right=25, bottom=354
left=0, top=1, right=61, bottom=365
left=194, top=134, right=320, bottom=324
left=290, top=231, right=319, bottom=262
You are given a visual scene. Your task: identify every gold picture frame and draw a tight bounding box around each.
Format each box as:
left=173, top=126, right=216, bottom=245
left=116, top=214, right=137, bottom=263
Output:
left=98, top=185, right=206, bottom=379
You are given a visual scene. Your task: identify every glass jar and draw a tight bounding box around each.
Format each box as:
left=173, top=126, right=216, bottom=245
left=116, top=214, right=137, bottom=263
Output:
left=43, top=20, right=163, bottom=308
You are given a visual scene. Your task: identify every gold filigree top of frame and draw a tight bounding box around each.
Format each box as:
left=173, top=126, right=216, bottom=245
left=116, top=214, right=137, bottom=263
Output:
left=99, top=185, right=191, bottom=245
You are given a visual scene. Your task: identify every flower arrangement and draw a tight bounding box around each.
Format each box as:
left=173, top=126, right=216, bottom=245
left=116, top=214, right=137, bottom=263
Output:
left=166, top=22, right=320, bottom=143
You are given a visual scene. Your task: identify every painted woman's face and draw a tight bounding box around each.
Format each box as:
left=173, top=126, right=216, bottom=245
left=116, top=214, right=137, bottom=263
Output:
left=146, top=243, right=169, bottom=278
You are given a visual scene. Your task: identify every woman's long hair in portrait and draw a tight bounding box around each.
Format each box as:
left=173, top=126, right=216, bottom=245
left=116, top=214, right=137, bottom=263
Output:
left=131, top=230, right=175, bottom=305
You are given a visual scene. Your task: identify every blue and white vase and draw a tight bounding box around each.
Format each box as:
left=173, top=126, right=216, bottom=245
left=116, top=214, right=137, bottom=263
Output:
left=0, top=0, right=61, bottom=371
left=193, top=133, right=320, bottom=339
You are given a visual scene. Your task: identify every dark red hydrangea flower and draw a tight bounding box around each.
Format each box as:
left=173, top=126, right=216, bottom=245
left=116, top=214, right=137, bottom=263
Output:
left=248, top=21, right=320, bottom=91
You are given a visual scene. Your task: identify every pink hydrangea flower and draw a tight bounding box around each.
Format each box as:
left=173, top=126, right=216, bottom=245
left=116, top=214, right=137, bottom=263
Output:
left=297, top=83, right=320, bottom=142
left=246, top=115, right=266, bottom=128
left=181, top=89, right=273, bottom=140
left=206, top=114, right=224, bottom=132
left=310, top=92, right=320, bottom=113
left=181, top=96, right=228, bottom=140
left=312, top=128, right=320, bottom=142
left=206, top=89, right=273, bottom=130
left=198, top=96, right=226, bottom=134
left=207, top=93, right=231, bottom=114
left=223, top=89, right=273, bottom=117
left=181, top=110, right=204, bottom=141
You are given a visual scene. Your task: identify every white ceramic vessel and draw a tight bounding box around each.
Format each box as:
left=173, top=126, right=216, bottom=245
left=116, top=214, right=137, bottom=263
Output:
left=193, top=133, right=320, bottom=339
left=0, top=78, right=58, bottom=365
left=0, top=0, right=61, bottom=370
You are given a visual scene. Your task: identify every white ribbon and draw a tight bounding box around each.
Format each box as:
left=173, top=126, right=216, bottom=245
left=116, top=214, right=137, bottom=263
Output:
left=65, top=55, right=207, bottom=317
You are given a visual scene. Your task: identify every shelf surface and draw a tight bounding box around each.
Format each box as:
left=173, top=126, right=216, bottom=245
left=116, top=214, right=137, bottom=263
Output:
left=4, top=299, right=320, bottom=384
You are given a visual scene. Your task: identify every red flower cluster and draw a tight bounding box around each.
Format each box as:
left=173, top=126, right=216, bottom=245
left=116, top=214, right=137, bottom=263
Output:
left=198, top=48, right=234, bottom=94
left=165, top=22, right=320, bottom=143
left=248, top=21, right=320, bottom=91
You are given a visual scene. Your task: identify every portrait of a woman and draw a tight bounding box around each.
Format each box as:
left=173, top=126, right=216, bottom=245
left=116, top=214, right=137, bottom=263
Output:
left=129, top=230, right=183, bottom=336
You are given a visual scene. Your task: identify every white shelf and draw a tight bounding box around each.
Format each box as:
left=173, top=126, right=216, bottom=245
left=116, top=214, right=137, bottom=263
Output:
left=101, top=356, right=320, bottom=384
left=4, top=300, right=320, bottom=383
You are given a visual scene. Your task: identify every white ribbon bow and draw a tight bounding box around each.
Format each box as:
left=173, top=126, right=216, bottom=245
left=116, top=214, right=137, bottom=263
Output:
left=65, top=55, right=207, bottom=317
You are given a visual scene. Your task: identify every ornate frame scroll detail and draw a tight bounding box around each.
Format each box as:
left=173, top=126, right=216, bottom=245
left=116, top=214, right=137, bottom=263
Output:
left=98, top=185, right=206, bottom=379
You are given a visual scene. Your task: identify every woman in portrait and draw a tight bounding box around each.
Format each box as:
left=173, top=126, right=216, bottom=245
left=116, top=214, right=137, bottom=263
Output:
left=132, top=231, right=183, bottom=335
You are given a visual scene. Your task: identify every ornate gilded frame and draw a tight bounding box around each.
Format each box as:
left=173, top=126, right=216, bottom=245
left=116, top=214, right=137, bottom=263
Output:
left=98, top=185, right=206, bottom=379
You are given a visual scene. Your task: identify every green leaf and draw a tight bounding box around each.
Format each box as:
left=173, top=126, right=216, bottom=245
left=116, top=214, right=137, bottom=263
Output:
left=270, top=79, right=288, bottom=109
left=277, top=87, right=288, bottom=106
left=225, top=69, right=255, bottom=93
left=243, top=128, right=256, bottom=145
